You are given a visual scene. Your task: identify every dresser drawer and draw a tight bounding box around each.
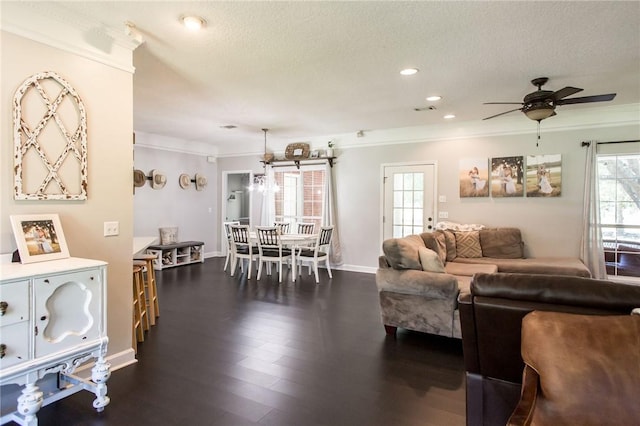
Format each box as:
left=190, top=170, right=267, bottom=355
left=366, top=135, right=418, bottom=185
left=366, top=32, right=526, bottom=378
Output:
left=0, top=321, right=30, bottom=369
left=0, top=280, right=30, bottom=327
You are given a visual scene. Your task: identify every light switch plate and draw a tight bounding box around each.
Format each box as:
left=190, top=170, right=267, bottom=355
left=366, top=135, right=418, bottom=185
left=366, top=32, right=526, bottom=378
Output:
left=438, top=211, right=449, bottom=219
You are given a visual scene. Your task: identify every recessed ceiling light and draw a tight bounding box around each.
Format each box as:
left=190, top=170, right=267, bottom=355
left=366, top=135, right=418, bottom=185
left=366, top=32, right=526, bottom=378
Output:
left=444, top=114, right=456, bottom=119
left=220, top=125, right=237, bottom=129
left=181, top=15, right=205, bottom=31
left=426, top=96, right=442, bottom=102
left=400, top=68, right=419, bottom=76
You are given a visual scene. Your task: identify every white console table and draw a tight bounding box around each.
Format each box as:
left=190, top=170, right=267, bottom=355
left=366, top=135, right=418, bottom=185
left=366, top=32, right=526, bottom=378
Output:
left=0, top=257, right=110, bottom=426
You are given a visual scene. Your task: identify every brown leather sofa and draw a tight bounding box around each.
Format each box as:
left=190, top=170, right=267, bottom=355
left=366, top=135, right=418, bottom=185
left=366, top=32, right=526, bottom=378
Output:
left=458, top=272, right=640, bottom=426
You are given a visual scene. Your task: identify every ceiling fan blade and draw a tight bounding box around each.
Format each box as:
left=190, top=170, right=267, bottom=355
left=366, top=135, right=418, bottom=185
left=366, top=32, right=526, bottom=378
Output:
left=483, top=102, right=523, bottom=105
left=556, top=93, right=617, bottom=105
left=482, top=107, right=523, bottom=120
left=551, top=86, right=583, bottom=100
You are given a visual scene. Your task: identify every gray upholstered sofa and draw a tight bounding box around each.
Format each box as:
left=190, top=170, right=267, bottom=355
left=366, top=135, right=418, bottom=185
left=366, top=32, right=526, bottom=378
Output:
left=376, top=228, right=591, bottom=338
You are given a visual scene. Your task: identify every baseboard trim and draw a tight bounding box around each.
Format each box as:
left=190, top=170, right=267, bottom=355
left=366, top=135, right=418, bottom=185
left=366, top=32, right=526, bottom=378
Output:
left=335, top=264, right=376, bottom=274
left=73, top=348, right=137, bottom=379
left=201, top=255, right=376, bottom=274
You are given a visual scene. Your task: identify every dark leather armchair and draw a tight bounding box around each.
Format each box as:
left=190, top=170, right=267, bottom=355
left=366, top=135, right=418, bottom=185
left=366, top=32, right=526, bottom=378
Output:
left=508, top=311, right=640, bottom=426
left=458, top=272, right=640, bottom=426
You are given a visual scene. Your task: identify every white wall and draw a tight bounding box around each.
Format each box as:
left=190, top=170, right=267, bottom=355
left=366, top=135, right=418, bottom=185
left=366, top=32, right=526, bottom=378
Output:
left=133, top=144, right=217, bottom=256
left=214, top=123, right=639, bottom=272
left=0, top=31, right=135, bottom=363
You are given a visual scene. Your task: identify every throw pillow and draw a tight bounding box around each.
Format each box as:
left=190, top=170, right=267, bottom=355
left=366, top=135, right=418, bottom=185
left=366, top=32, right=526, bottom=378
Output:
left=382, top=234, right=424, bottom=270
left=455, top=231, right=482, bottom=258
left=420, top=232, right=447, bottom=264
left=442, top=229, right=457, bottom=261
left=159, top=227, right=179, bottom=245
left=418, top=247, right=445, bottom=273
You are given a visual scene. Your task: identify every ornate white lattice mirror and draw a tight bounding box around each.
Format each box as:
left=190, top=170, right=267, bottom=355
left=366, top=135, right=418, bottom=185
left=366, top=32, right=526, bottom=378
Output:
left=13, top=71, right=88, bottom=200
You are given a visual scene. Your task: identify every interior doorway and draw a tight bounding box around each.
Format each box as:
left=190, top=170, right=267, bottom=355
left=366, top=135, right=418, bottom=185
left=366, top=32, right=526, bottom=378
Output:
left=222, top=171, right=252, bottom=259
left=223, top=172, right=251, bottom=224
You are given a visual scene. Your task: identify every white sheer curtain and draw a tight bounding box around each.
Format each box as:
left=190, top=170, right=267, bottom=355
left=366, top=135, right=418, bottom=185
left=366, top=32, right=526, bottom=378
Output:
left=259, top=167, right=276, bottom=226
left=322, top=163, right=342, bottom=265
left=580, top=141, right=607, bottom=279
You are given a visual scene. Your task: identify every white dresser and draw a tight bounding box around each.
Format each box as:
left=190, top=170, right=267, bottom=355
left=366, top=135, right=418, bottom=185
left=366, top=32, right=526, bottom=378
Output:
left=0, top=257, right=110, bottom=426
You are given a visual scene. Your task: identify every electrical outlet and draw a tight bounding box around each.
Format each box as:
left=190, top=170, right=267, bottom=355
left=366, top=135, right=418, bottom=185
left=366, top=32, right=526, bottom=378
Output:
left=438, top=211, right=449, bottom=219
left=104, top=221, right=119, bottom=237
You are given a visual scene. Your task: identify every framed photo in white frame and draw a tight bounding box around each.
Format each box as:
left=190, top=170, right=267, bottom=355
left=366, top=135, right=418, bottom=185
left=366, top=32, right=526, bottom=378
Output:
left=10, top=214, right=70, bottom=264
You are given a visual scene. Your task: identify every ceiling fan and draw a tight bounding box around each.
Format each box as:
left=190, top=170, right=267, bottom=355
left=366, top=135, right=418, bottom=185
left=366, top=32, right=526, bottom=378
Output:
left=483, top=77, right=616, bottom=122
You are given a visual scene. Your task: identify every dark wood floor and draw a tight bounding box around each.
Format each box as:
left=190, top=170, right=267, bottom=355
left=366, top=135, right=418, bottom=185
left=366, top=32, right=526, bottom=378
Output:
left=29, top=258, right=466, bottom=426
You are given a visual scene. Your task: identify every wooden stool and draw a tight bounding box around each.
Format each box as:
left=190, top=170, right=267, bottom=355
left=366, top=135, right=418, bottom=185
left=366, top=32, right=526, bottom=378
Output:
left=134, top=254, right=159, bottom=325
left=133, top=260, right=150, bottom=333
left=132, top=264, right=146, bottom=350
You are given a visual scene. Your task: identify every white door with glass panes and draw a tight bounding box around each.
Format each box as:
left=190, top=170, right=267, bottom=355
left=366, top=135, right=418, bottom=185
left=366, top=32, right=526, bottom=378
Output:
left=383, top=163, right=437, bottom=240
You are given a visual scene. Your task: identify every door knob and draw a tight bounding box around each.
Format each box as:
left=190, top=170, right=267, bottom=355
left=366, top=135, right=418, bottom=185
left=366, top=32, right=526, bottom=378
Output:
left=0, top=301, right=7, bottom=316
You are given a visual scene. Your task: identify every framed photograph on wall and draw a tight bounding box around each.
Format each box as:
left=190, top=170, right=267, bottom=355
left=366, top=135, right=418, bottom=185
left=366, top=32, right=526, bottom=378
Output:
left=459, top=158, right=489, bottom=197
left=526, top=154, right=562, bottom=197
left=490, top=156, right=524, bottom=197
left=10, top=214, right=70, bottom=264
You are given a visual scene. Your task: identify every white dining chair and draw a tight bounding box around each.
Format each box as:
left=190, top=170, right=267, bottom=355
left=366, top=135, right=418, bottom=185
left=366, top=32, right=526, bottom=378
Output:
left=223, top=221, right=240, bottom=271
left=297, top=222, right=315, bottom=234
left=256, top=226, right=293, bottom=282
left=298, top=226, right=333, bottom=283
left=229, top=225, right=259, bottom=278
left=273, top=221, right=291, bottom=234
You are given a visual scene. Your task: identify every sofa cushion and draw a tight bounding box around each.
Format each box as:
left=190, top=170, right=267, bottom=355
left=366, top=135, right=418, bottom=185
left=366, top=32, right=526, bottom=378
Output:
left=479, top=227, right=524, bottom=259
left=382, top=234, right=425, bottom=270
left=445, top=262, right=498, bottom=277
left=421, top=232, right=447, bottom=263
left=452, top=256, right=591, bottom=277
left=455, top=231, right=483, bottom=258
left=456, top=275, right=473, bottom=296
left=442, top=229, right=457, bottom=261
left=418, top=247, right=445, bottom=273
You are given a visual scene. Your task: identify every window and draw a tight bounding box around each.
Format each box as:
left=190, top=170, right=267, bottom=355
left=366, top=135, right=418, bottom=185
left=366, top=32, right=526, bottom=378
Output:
left=392, top=172, right=424, bottom=238
left=597, top=153, right=640, bottom=279
left=273, top=167, right=325, bottom=230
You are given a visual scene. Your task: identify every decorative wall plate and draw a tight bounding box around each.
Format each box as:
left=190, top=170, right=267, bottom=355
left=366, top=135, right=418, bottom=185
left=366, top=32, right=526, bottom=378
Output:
left=284, top=143, right=310, bottom=160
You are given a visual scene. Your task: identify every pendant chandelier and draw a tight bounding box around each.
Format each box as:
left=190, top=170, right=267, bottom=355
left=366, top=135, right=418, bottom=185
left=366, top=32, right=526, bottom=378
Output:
left=249, top=129, right=280, bottom=193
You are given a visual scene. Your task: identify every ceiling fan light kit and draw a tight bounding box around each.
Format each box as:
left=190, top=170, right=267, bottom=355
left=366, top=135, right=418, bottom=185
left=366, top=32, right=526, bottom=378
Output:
left=483, top=77, right=616, bottom=122
left=523, top=104, right=555, bottom=121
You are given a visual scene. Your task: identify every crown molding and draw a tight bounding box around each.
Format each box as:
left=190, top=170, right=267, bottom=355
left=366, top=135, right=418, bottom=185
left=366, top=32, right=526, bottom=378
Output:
left=0, top=2, right=142, bottom=74
left=297, top=103, right=640, bottom=151
left=134, top=132, right=219, bottom=157
left=144, top=103, right=639, bottom=157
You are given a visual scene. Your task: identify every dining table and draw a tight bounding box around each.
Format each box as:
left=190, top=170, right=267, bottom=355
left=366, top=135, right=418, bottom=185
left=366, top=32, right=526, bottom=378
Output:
left=249, top=232, right=317, bottom=281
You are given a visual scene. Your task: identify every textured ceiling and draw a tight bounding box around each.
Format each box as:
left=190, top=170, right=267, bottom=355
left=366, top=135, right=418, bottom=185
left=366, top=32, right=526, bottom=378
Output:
left=6, top=1, right=640, bottom=155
